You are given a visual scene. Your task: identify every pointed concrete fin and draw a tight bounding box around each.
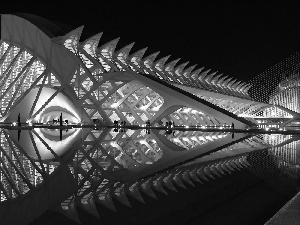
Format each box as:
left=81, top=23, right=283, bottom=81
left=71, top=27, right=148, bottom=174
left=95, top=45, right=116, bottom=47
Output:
left=52, top=25, right=84, bottom=45
left=172, top=175, right=187, bottom=189
left=79, top=198, right=100, bottom=219
left=215, top=73, right=224, bottom=81
left=229, top=161, right=240, bottom=170
left=220, top=163, right=231, bottom=174
left=210, top=163, right=225, bottom=177
left=54, top=26, right=84, bottom=53
left=225, top=162, right=235, bottom=171
left=204, top=167, right=216, bottom=179
left=233, top=80, right=242, bottom=88
left=217, top=75, right=228, bottom=85
left=223, top=77, right=233, bottom=87
left=232, top=80, right=242, bottom=90
left=183, top=64, right=197, bottom=77
left=209, top=166, right=222, bottom=177
left=115, top=42, right=135, bottom=59
left=83, top=32, right=103, bottom=49
left=112, top=184, right=132, bottom=208
left=191, top=67, right=204, bottom=78
left=215, top=164, right=226, bottom=175
left=244, top=84, right=252, bottom=93
left=211, top=74, right=223, bottom=84
left=199, top=69, right=211, bottom=81
left=242, top=158, right=251, bottom=167
left=154, top=55, right=171, bottom=70
left=60, top=203, right=81, bottom=224
left=208, top=71, right=218, bottom=76
left=152, top=178, right=168, bottom=195
left=237, top=158, right=247, bottom=168
left=205, top=71, right=218, bottom=82
left=234, top=162, right=243, bottom=170
left=197, top=169, right=210, bottom=181
left=228, top=79, right=238, bottom=88
left=181, top=171, right=195, bottom=187
left=97, top=191, right=117, bottom=212
left=241, top=84, right=252, bottom=96
left=236, top=82, right=245, bottom=92
left=127, top=183, right=145, bottom=204
left=165, top=58, right=181, bottom=72
left=162, top=175, right=178, bottom=192
left=116, top=194, right=132, bottom=208
left=205, top=72, right=217, bottom=83
left=233, top=159, right=243, bottom=169
left=140, top=180, right=157, bottom=199
left=143, top=51, right=160, bottom=67
left=175, top=62, right=189, bottom=76
left=239, top=83, right=247, bottom=92
left=113, top=192, right=132, bottom=208
left=130, top=47, right=148, bottom=65
left=98, top=37, right=120, bottom=58
left=70, top=25, right=84, bottom=40
left=239, top=162, right=248, bottom=169
left=189, top=170, right=202, bottom=183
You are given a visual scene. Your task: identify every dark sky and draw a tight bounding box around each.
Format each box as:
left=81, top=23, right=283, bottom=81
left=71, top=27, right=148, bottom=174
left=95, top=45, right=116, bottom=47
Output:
left=2, top=1, right=299, bottom=82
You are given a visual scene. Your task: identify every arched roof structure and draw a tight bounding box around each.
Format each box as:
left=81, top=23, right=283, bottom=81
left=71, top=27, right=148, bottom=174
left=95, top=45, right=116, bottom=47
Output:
left=12, top=13, right=74, bottom=38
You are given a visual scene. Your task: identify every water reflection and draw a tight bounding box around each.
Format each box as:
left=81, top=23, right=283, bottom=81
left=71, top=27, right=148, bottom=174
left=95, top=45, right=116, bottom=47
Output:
left=5, top=128, right=80, bottom=160
left=101, top=128, right=163, bottom=169
left=0, top=125, right=299, bottom=203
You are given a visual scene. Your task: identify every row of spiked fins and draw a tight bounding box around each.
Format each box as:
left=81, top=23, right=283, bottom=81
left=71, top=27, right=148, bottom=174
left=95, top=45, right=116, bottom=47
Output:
left=54, top=27, right=253, bottom=100
left=58, top=155, right=251, bottom=223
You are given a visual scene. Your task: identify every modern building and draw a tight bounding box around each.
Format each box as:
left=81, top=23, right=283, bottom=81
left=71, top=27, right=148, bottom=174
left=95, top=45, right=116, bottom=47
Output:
left=0, top=14, right=299, bottom=225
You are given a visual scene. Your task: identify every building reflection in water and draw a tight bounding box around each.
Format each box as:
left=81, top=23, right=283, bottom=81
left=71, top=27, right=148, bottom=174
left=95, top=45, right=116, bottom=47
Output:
left=0, top=127, right=299, bottom=214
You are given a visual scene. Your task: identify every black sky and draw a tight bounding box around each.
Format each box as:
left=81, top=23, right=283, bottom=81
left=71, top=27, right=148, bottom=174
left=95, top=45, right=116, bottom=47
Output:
left=2, top=1, right=299, bottom=82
